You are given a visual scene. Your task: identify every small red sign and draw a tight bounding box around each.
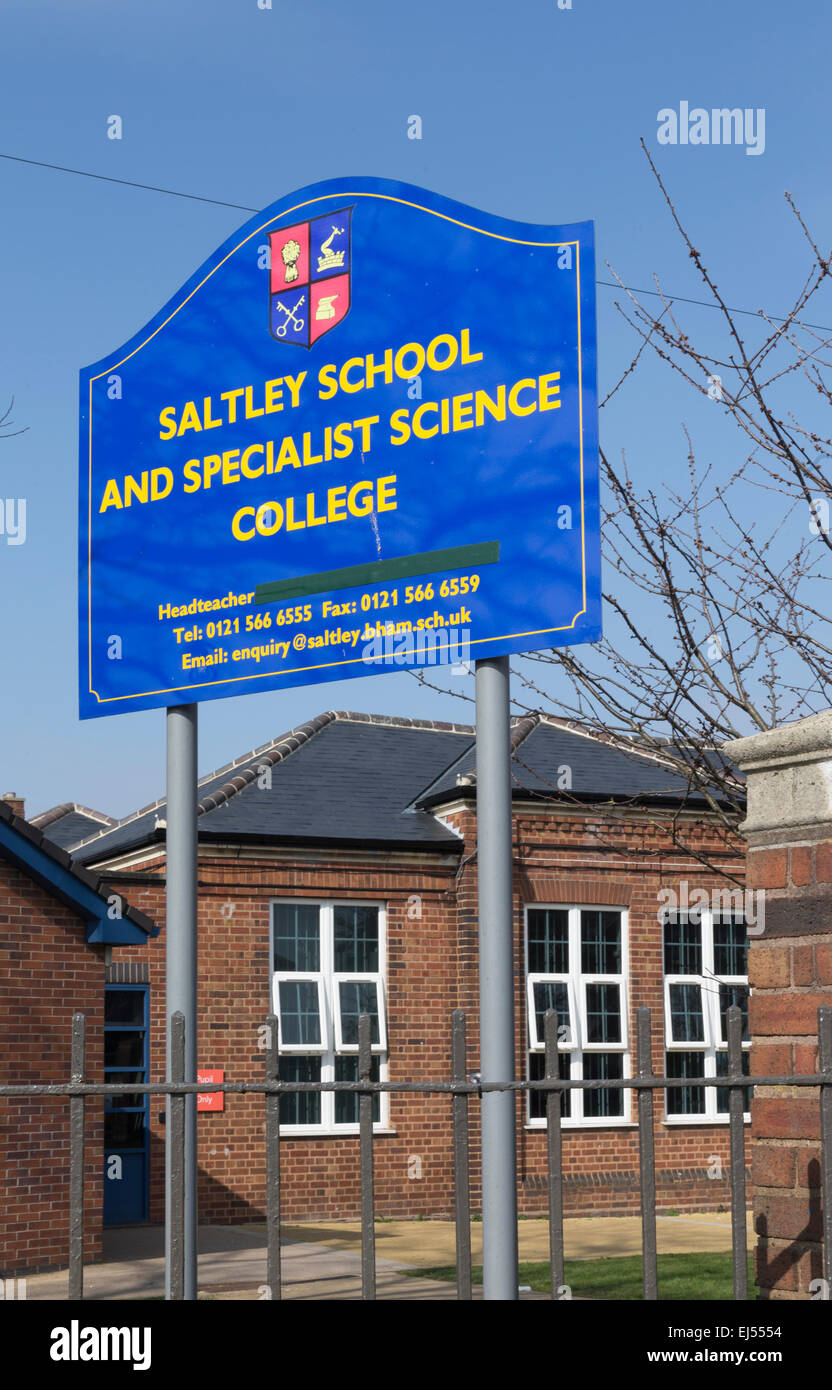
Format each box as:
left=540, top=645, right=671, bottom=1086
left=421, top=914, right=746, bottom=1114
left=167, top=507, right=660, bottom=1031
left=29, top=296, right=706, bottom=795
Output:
left=197, top=1069, right=224, bottom=1112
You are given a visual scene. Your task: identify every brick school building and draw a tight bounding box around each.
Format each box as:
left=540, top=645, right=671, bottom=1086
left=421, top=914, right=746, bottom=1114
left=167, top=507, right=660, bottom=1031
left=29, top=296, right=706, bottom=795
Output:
left=31, top=709, right=750, bottom=1229
left=0, top=795, right=155, bottom=1274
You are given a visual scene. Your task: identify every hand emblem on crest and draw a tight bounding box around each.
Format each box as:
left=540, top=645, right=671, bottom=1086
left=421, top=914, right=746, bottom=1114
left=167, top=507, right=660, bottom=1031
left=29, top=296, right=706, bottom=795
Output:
left=281, top=238, right=301, bottom=283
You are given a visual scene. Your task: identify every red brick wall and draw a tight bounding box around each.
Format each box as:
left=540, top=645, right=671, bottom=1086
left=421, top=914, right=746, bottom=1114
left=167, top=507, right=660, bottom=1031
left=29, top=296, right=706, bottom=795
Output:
left=110, top=851, right=461, bottom=1223
left=105, top=801, right=748, bottom=1223
left=0, top=861, right=105, bottom=1275
left=745, top=843, right=832, bottom=1299
left=490, top=806, right=742, bottom=1216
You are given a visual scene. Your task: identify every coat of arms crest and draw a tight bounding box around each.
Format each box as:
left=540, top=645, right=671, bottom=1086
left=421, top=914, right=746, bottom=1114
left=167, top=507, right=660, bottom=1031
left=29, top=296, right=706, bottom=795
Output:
left=269, top=207, right=352, bottom=348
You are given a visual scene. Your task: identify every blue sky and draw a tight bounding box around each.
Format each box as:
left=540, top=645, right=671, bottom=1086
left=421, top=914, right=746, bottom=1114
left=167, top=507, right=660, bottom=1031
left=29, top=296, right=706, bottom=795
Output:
left=1, top=0, right=830, bottom=818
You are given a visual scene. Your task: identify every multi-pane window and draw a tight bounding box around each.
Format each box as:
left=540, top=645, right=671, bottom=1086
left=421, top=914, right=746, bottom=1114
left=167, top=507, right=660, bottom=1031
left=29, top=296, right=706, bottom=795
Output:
left=663, top=910, right=751, bottom=1120
left=104, top=986, right=148, bottom=1152
left=103, top=985, right=149, bottom=1224
left=526, top=907, right=629, bottom=1125
left=271, top=901, right=387, bottom=1130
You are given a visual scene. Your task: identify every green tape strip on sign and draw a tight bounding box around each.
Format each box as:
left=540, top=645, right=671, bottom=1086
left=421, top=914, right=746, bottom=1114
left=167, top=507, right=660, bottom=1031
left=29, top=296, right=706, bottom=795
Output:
left=254, top=540, right=500, bottom=605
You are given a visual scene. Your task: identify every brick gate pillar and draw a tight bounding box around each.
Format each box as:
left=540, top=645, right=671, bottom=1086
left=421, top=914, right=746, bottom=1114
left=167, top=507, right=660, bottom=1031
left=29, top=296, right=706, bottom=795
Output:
left=728, top=711, right=832, bottom=1299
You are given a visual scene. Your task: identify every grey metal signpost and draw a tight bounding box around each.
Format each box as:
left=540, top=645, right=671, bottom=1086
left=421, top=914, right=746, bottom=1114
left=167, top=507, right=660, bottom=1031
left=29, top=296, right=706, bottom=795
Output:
left=475, top=655, right=519, bottom=1299
left=79, top=179, right=597, bottom=1303
left=165, top=704, right=199, bottom=1300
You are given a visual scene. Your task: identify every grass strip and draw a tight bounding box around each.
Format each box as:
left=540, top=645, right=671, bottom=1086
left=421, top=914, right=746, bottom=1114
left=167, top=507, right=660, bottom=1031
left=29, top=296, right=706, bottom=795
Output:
left=403, top=1251, right=756, bottom=1300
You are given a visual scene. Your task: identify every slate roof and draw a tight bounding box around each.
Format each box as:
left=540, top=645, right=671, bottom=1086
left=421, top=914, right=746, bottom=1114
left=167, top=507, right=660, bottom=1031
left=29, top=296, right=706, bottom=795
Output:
left=69, top=710, right=731, bottom=868
left=415, top=716, right=721, bottom=808
left=72, top=712, right=474, bottom=864
left=32, top=803, right=115, bottom=850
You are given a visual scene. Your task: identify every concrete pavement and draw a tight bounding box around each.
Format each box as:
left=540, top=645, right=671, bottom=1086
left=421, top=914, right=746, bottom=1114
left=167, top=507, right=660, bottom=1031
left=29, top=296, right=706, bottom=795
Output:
left=19, top=1223, right=462, bottom=1301
left=17, top=1210, right=752, bottom=1301
left=279, top=1209, right=753, bottom=1268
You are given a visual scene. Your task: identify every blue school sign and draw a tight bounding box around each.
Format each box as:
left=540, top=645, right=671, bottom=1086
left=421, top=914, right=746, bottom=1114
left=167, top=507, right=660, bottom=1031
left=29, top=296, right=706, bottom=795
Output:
left=79, top=177, right=600, bottom=719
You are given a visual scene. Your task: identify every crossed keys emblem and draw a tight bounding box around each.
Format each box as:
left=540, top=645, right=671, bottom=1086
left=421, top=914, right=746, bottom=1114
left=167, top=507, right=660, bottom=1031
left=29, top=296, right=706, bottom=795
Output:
left=274, top=293, right=306, bottom=337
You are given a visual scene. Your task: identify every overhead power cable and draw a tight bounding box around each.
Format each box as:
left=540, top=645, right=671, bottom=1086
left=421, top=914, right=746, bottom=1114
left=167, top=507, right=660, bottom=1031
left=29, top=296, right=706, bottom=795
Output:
left=0, top=150, right=257, bottom=213
left=3, top=149, right=831, bottom=334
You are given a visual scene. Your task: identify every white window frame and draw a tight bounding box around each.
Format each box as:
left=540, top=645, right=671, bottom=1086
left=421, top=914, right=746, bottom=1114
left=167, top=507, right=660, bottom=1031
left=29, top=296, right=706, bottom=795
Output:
left=333, top=974, right=387, bottom=1053
left=273, top=972, right=329, bottom=1054
left=663, top=976, right=712, bottom=1049
left=270, top=899, right=389, bottom=1134
left=714, top=976, right=751, bottom=1049
left=581, top=976, right=628, bottom=1051
left=661, top=910, right=751, bottom=1125
left=526, top=975, right=578, bottom=1051
left=525, top=905, right=631, bottom=1128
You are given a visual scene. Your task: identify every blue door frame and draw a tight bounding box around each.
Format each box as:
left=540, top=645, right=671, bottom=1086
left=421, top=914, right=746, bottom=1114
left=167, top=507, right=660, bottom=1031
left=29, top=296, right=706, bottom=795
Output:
left=103, top=983, right=150, bottom=1225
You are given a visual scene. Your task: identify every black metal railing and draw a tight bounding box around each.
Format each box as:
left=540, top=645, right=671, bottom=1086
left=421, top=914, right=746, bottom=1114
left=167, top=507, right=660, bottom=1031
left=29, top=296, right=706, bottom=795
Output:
left=2, top=1004, right=831, bottom=1301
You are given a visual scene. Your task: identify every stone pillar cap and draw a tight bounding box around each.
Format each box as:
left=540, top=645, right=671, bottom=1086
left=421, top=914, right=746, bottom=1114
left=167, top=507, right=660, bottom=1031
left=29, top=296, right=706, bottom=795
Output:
left=725, top=708, right=832, bottom=837
left=725, top=708, right=832, bottom=772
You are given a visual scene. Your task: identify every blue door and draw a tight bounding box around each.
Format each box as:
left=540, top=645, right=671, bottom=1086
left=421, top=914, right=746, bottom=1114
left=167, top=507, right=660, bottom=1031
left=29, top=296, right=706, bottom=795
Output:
left=103, top=985, right=149, bottom=1224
